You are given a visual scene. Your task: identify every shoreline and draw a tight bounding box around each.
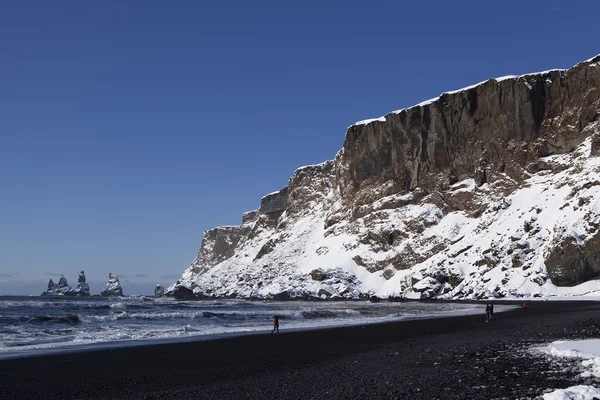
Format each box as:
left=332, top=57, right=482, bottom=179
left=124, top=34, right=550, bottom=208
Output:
left=3, top=300, right=600, bottom=399
left=0, top=300, right=516, bottom=361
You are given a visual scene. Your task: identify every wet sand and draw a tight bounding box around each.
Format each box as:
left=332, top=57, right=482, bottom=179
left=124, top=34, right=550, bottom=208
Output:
left=2, top=300, right=600, bottom=399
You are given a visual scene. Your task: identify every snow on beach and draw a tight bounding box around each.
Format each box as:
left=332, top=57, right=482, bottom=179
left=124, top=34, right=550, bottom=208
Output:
left=535, top=339, right=600, bottom=399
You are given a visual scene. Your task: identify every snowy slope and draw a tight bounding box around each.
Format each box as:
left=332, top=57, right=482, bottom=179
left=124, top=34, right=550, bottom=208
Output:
left=170, top=137, right=600, bottom=300
left=168, top=55, right=600, bottom=300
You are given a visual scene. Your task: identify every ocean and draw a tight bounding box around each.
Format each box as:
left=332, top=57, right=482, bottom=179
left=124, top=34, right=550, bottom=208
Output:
left=0, top=296, right=487, bottom=359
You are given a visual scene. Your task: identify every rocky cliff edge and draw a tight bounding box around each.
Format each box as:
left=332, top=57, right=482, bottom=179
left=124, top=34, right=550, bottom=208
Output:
left=168, top=55, right=600, bottom=300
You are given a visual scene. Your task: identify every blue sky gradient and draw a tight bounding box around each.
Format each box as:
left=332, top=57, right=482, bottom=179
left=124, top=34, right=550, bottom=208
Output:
left=1, top=0, right=599, bottom=294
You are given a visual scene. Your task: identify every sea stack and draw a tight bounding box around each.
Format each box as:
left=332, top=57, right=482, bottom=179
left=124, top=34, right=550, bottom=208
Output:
left=41, top=279, right=58, bottom=296
left=41, top=274, right=73, bottom=296
left=154, top=285, right=165, bottom=297
left=100, top=273, right=123, bottom=297
left=75, top=270, right=91, bottom=296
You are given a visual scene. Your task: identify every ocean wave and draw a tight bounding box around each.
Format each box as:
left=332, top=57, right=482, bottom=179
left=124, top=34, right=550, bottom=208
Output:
left=182, top=325, right=202, bottom=332
left=32, top=315, right=81, bottom=324
left=299, top=309, right=362, bottom=319
left=110, top=302, right=127, bottom=311
left=0, top=299, right=486, bottom=357
left=80, top=314, right=120, bottom=323
left=128, top=312, right=194, bottom=320
left=0, top=315, right=81, bottom=325
left=81, top=311, right=197, bottom=322
left=6, top=335, right=75, bottom=348
left=200, top=310, right=287, bottom=321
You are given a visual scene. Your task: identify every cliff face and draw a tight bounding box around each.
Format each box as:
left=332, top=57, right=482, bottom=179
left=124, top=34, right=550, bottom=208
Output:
left=169, top=55, right=600, bottom=300
left=338, top=61, right=600, bottom=206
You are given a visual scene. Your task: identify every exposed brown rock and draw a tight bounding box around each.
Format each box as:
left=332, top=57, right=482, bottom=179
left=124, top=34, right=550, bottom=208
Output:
left=591, top=132, right=600, bottom=156
left=338, top=59, right=600, bottom=208
left=254, top=240, right=276, bottom=261
left=310, top=269, right=327, bottom=281
left=242, top=210, right=259, bottom=224
left=545, top=231, right=600, bottom=286
left=192, top=226, right=249, bottom=271
left=171, top=55, right=600, bottom=299
left=259, top=187, right=289, bottom=215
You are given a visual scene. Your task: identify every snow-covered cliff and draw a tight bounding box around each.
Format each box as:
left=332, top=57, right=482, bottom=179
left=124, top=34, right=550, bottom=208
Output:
left=168, top=55, right=600, bottom=300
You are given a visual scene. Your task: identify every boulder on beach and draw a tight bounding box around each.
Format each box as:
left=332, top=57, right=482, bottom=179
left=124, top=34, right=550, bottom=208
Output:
left=101, top=273, right=123, bottom=297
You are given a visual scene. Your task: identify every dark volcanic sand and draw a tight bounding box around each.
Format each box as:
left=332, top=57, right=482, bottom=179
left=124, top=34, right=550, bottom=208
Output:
left=2, top=301, right=600, bottom=400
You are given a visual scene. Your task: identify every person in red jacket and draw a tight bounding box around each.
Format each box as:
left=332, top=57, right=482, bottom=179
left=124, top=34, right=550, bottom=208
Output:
left=271, top=315, right=279, bottom=335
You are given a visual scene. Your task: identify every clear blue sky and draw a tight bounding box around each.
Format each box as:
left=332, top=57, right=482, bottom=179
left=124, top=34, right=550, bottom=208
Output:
left=1, top=0, right=598, bottom=295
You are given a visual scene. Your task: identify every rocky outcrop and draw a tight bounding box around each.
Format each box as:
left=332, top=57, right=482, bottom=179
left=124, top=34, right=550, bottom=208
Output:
left=41, top=278, right=60, bottom=296
left=168, top=55, right=600, bottom=300
left=338, top=59, right=600, bottom=209
left=41, top=275, right=74, bottom=296
left=101, top=273, right=123, bottom=297
left=545, top=228, right=600, bottom=286
left=242, top=210, right=259, bottom=224
left=57, top=275, right=70, bottom=292
left=75, top=270, right=90, bottom=296
left=154, top=284, right=165, bottom=297
left=43, top=279, right=58, bottom=294
left=168, top=282, right=196, bottom=299
left=412, top=277, right=442, bottom=299
left=42, top=273, right=91, bottom=296
left=286, top=161, right=335, bottom=216
left=259, top=187, right=288, bottom=214
left=310, top=269, right=327, bottom=281
left=187, top=224, right=253, bottom=275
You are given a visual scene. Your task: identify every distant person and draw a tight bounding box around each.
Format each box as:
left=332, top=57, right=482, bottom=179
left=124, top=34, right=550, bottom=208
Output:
left=271, top=316, right=279, bottom=335
left=489, top=303, right=494, bottom=320
left=485, top=303, right=491, bottom=322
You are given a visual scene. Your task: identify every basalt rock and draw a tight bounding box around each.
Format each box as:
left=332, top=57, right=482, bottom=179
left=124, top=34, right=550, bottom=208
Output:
left=189, top=225, right=252, bottom=274
left=170, top=284, right=195, bottom=300
left=75, top=271, right=90, bottom=296
left=41, top=275, right=75, bottom=296
left=310, top=269, right=327, bottom=281
left=259, top=187, right=288, bottom=215
left=545, top=231, right=600, bottom=286
left=168, top=55, right=600, bottom=299
left=101, top=273, right=123, bottom=297
left=339, top=59, right=600, bottom=207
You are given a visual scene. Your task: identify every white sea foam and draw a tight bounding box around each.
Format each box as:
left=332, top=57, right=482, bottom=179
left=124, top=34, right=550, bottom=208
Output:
left=0, top=297, right=505, bottom=358
left=110, top=302, right=127, bottom=311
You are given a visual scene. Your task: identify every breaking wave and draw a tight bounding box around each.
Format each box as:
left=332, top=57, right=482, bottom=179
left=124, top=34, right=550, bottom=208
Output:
left=0, top=315, right=80, bottom=325
left=299, top=309, right=362, bottom=319
left=0, top=297, right=483, bottom=357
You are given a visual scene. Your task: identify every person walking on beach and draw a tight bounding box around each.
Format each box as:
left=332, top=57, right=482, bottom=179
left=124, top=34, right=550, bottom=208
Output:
left=485, top=303, right=491, bottom=322
left=271, top=315, right=279, bottom=335
left=489, top=303, right=494, bottom=320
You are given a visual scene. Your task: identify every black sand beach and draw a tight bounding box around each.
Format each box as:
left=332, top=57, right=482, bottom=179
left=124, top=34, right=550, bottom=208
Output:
left=2, top=301, right=600, bottom=400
